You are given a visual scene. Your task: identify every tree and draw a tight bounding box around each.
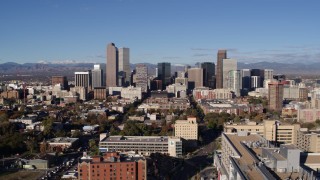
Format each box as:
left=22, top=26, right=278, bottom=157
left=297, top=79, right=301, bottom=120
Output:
left=42, top=116, right=54, bottom=137
left=110, top=125, right=120, bottom=135
left=26, top=137, right=36, bottom=154
left=40, top=141, right=48, bottom=155
left=89, top=139, right=99, bottom=156
left=0, top=112, right=8, bottom=123
left=72, top=130, right=82, bottom=138
left=207, top=119, right=217, bottom=129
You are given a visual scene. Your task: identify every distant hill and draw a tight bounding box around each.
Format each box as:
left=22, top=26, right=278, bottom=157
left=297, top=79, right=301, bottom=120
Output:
left=1, top=61, right=320, bottom=76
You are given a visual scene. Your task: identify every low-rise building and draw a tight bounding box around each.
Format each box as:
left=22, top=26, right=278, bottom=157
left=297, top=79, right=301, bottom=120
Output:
left=138, top=98, right=190, bottom=112
left=9, top=116, right=37, bottom=125
left=121, top=86, right=142, bottom=100
left=224, top=120, right=300, bottom=144
left=78, top=152, right=146, bottom=180
left=99, top=136, right=182, bottom=157
left=296, top=128, right=320, bottom=153
left=47, top=137, right=79, bottom=151
left=193, top=88, right=233, bottom=101
left=198, top=100, right=263, bottom=115
left=297, top=108, right=320, bottom=123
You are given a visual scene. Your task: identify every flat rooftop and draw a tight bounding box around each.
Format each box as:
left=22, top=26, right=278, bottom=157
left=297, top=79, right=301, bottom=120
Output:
left=225, top=133, right=300, bottom=180
left=264, top=148, right=286, bottom=161
left=225, top=134, right=264, bottom=179
left=300, top=154, right=320, bottom=164
left=101, top=136, right=179, bottom=143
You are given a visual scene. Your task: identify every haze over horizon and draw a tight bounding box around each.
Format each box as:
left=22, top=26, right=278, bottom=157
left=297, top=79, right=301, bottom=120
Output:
left=1, top=0, right=320, bottom=64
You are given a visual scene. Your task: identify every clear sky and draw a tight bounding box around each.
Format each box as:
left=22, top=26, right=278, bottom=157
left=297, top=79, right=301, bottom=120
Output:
left=1, top=0, right=320, bottom=65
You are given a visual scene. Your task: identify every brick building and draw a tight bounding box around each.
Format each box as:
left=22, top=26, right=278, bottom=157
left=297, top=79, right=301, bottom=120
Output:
left=78, top=152, right=146, bottom=180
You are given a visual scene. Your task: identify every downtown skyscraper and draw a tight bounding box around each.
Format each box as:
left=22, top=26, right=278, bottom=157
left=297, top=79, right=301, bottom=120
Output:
left=92, top=64, right=103, bottom=88
left=106, top=43, right=118, bottom=88
left=118, top=47, right=131, bottom=86
left=201, top=62, right=215, bottom=89
left=222, top=58, right=237, bottom=89
left=157, top=62, right=171, bottom=90
left=216, top=50, right=227, bottom=89
left=135, top=64, right=148, bottom=92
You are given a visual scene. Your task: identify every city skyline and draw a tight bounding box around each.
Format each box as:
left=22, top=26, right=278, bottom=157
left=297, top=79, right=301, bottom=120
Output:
left=1, top=0, right=320, bottom=64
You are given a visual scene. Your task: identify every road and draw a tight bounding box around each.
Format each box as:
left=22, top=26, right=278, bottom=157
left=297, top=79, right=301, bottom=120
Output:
left=171, top=130, right=221, bottom=179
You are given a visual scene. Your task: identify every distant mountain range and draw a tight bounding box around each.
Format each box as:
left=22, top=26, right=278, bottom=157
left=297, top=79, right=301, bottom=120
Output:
left=0, top=61, right=320, bottom=76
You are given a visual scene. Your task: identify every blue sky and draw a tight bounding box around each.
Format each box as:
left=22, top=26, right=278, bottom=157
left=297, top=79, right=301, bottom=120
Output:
left=1, top=0, right=320, bottom=65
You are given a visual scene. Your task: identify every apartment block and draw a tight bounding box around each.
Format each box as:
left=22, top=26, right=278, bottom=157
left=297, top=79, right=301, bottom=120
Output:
left=174, top=117, right=198, bottom=141
left=193, top=88, right=233, bottom=101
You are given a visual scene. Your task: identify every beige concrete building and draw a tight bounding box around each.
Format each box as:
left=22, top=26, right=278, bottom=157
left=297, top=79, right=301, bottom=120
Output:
left=174, top=117, right=198, bottom=141
left=296, top=128, right=320, bottom=153
left=187, top=68, right=203, bottom=89
left=224, top=120, right=300, bottom=144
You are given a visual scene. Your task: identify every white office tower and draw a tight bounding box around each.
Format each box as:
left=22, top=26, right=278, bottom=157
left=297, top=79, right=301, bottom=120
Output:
left=75, top=71, right=91, bottom=88
left=222, top=59, right=237, bottom=89
left=227, top=70, right=241, bottom=96
left=264, top=69, right=274, bottom=80
left=118, top=47, right=131, bottom=86
left=92, top=64, right=103, bottom=88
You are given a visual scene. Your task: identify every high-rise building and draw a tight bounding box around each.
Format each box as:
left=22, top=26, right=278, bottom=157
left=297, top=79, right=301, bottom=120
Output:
left=268, top=82, right=284, bottom=111
left=78, top=152, right=147, bottom=180
left=52, top=76, right=68, bottom=90
left=157, top=62, right=171, bottom=90
left=187, top=68, right=203, bottom=90
left=106, top=43, right=118, bottom=87
left=240, top=69, right=251, bottom=90
left=93, top=87, right=107, bottom=100
left=222, top=59, right=237, bottom=89
left=251, top=76, right=261, bottom=90
left=201, top=62, right=215, bottom=89
left=227, top=70, right=241, bottom=96
left=216, top=50, right=227, bottom=89
left=92, top=64, right=103, bottom=88
left=75, top=71, right=91, bottom=88
left=135, top=64, right=148, bottom=92
left=264, top=69, right=274, bottom=80
left=251, top=69, right=265, bottom=86
left=118, top=47, right=131, bottom=86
